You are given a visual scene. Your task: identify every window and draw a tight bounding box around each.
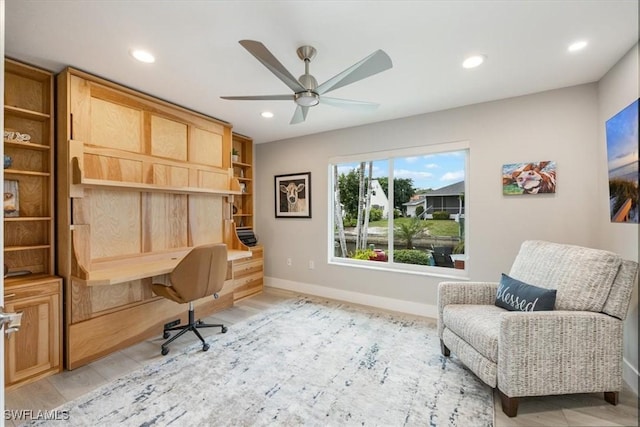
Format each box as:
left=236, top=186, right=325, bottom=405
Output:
left=330, top=142, right=468, bottom=275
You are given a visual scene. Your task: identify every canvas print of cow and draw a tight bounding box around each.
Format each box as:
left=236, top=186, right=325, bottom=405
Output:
left=275, top=172, right=311, bottom=218
left=606, top=98, right=638, bottom=223
left=502, top=161, right=557, bottom=195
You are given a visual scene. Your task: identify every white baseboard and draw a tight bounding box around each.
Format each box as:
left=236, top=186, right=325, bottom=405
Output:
left=265, top=276, right=438, bottom=319
left=265, top=276, right=639, bottom=397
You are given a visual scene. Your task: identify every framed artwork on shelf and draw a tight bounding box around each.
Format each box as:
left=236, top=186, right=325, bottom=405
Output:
left=4, top=179, right=20, bottom=217
left=501, top=161, right=556, bottom=195
left=275, top=172, right=311, bottom=218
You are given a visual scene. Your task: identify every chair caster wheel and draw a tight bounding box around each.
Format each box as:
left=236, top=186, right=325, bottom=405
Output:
left=161, top=347, right=169, bottom=356
left=221, top=326, right=228, bottom=333
left=203, top=343, right=210, bottom=352
left=163, top=331, right=170, bottom=339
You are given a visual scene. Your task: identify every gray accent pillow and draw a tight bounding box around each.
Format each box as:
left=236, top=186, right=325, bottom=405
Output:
left=495, top=273, right=556, bottom=312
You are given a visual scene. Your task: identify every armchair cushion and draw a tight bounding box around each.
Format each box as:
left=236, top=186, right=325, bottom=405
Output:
left=442, top=304, right=504, bottom=363
left=509, top=240, right=622, bottom=312
left=495, top=273, right=556, bottom=312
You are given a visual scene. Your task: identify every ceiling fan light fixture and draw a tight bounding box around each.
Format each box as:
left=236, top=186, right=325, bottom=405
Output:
left=295, top=91, right=320, bottom=107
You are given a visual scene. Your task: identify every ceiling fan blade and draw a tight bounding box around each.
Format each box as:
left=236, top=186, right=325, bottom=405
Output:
left=239, top=40, right=306, bottom=93
left=220, top=95, right=293, bottom=101
left=320, top=97, right=380, bottom=111
left=290, top=105, right=309, bottom=125
left=316, top=50, right=392, bottom=95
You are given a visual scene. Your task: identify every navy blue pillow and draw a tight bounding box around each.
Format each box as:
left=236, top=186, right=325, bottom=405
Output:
left=495, top=273, right=556, bottom=312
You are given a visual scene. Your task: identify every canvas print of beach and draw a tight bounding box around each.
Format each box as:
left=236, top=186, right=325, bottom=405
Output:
left=606, top=99, right=638, bottom=223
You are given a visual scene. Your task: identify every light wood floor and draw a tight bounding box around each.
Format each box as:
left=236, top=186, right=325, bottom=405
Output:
left=5, top=288, right=639, bottom=426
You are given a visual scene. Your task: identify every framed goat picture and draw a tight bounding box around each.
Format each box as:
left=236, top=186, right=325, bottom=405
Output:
left=502, top=161, right=557, bottom=195
left=275, top=172, right=311, bottom=218
left=4, top=179, right=20, bottom=217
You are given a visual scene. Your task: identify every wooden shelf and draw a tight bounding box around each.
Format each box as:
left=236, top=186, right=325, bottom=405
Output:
left=4, top=245, right=51, bottom=252
left=76, top=177, right=242, bottom=196
left=232, top=161, right=251, bottom=168
left=4, top=169, right=51, bottom=177
left=4, top=216, right=52, bottom=222
left=69, top=140, right=241, bottom=195
left=4, top=140, right=50, bottom=151
left=232, top=134, right=254, bottom=231
left=4, top=105, right=50, bottom=121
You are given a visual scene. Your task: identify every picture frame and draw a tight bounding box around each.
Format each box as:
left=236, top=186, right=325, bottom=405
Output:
left=275, top=172, right=311, bottom=218
left=501, top=161, right=557, bottom=195
left=605, top=98, right=638, bottom=223
left=4, top=179, right=20, bottom=217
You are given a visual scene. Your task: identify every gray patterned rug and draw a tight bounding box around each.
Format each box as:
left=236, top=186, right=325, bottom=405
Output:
left=32, top=296, right=494, bottom=426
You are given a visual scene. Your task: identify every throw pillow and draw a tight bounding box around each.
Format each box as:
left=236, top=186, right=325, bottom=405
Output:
left=495, top=273, right=556, bottom=312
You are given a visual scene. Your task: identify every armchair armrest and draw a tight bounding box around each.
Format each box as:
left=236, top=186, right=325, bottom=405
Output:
left=498, top=310, right=623, bottom=397
left=437, top=281, right=498, bottom=336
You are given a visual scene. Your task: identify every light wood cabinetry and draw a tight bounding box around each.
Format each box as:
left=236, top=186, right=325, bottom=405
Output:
left=3, top=58, right=62, bottom=387
left=3, top=276, right=62, bottom=389
left=233, top=245, right=263, bottom=301
left=56, top=68, right=247, bottom=369
left=231, top=134, right=254, bottom=230
left=230, top=134, right=262, bottom=301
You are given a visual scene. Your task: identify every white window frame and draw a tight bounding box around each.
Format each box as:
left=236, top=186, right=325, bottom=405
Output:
left=328, top=140, right=470, bottom=279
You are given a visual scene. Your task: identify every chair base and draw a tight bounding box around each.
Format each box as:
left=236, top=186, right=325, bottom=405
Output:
left=160, top=302, right=227, bottom=355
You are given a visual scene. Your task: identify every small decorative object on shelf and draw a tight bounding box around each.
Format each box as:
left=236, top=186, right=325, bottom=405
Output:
left=4, top=180, right=20, bottom=217
left=4, top=129, right=32, bottom=143
left=232, top=148, right=239, bottom=163
left=4, top=154, right=13, bottom=169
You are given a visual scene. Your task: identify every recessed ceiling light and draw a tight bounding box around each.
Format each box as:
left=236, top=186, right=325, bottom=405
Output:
left=568, top=40, right=588, bottom=52
left=261, top=111, right=274, bottom=118
left=462, top=54, right=486, bottom=69
left=130, top=49, right=155, bottom=63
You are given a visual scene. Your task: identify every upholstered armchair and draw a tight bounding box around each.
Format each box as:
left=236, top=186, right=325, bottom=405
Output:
left=438, top=240, right=638, bottom=417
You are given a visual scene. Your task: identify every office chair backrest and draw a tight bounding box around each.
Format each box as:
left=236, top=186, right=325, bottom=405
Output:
left=169, top=243, right=228, bottom=302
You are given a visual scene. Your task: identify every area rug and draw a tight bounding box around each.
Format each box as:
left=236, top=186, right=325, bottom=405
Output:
left=30, top=296, right=494, bottom=426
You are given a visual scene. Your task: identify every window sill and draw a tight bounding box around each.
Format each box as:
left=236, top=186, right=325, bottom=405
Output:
left=328, top=258, right=470, bottom=280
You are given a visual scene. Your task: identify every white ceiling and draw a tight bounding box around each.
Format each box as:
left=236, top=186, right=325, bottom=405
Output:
left=5, top=1, right=638, bottom=144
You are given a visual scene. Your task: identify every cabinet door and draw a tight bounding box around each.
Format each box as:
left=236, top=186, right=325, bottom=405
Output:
left=4, top=288, right=61, bottom=386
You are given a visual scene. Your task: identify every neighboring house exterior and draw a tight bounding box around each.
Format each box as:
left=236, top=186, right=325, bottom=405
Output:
left=403, top=181, right=465, bottom=219
left=370, top=179, right=389, bottom=218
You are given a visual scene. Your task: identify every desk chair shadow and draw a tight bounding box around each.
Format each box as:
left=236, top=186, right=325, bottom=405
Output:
left=152, top=243, right=228, bottom=356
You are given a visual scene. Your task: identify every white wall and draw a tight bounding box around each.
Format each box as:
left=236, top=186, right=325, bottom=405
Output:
left=256, top=67, right=637, bottom=389
left=596, top=43, right=639, bottom=394
left=256, top=83, right=600, bottom=314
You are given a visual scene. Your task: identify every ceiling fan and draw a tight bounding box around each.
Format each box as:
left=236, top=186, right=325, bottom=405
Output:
left=221, top=40, right=393, bottom=124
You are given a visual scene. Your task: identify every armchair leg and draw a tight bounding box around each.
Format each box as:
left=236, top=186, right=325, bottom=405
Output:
left=497, top=389, right=519, bottom=417
left=604, top=391, right=619, bottom=406
left=440, top=339, right=450, bottom=357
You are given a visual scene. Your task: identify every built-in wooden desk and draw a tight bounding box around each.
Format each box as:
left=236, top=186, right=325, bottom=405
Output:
left=74, top=247, right=252, bottom=286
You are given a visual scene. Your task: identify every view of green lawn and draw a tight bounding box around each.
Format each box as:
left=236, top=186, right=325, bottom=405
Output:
left=368, top=218, right=460, bottom=237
